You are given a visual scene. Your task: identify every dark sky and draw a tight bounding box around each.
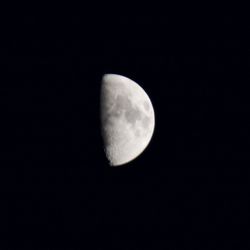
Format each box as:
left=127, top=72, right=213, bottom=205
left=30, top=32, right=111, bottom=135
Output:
left=0, top=12, right=249, bottom=249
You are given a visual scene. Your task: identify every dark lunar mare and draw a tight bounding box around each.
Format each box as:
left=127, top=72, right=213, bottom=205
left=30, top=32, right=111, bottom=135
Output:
left=102, top=91, right=152, bottom=142
left=115, top=95, right=143, bottom=126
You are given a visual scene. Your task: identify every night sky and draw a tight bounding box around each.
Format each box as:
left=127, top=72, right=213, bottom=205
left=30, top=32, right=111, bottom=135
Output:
left=0, top=12, right=249, bottom=249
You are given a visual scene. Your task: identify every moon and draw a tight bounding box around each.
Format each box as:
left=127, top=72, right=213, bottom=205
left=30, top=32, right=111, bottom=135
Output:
left=100, top=74, right=155, bottom=166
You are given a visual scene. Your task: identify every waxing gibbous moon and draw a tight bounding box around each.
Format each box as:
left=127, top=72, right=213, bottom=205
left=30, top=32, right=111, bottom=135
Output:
left=100, top=74, right=155, bottom=166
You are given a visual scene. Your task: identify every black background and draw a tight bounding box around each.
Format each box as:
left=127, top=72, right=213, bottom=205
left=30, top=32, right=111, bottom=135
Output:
left=0, top=10, right=249, bottom=249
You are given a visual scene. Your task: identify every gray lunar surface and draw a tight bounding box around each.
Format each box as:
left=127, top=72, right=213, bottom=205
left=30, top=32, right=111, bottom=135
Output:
left=100, top=74, right=155, bottom=166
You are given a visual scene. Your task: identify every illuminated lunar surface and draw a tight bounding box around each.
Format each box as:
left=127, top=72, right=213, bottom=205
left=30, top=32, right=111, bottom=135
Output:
left=100, top=74, right=155, bottom=166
